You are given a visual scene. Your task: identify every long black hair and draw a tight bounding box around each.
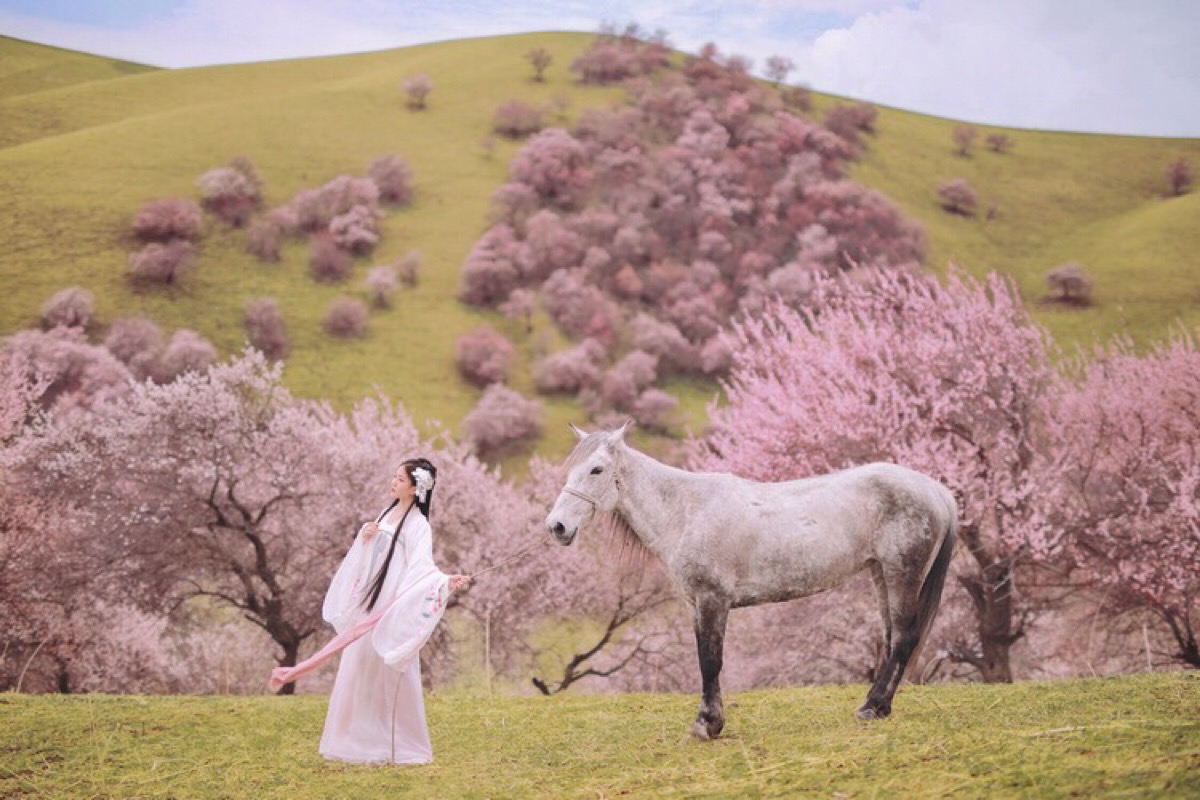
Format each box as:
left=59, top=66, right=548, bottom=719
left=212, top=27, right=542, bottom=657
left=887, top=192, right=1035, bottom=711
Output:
left=361, top=457, right=437, bottom=612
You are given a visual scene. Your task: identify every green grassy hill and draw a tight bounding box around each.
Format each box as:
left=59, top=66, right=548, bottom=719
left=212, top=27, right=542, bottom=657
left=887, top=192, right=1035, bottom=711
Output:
left=1, top=32, right=1197, bottom=464
left=2, top=674, right=1197, bottom=797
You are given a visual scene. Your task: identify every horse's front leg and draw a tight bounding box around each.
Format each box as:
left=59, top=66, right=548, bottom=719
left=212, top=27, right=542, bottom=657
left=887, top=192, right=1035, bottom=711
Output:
left=690, top=594, right=730, bottom=740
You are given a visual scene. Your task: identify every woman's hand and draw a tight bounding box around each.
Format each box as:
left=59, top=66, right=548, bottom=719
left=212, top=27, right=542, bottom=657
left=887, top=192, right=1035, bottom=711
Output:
left=360, top=521, right=380, bottom=542
left=448, top=575, right=474, bottom=593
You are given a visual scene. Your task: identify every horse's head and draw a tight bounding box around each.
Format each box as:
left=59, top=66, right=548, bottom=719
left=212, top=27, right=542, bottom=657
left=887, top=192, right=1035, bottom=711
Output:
left=544, top=422, right=629, bottom=545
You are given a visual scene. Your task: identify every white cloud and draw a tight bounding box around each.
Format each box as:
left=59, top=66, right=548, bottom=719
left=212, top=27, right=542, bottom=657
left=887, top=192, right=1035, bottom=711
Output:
left=799, top=0, right=1200, bottom=135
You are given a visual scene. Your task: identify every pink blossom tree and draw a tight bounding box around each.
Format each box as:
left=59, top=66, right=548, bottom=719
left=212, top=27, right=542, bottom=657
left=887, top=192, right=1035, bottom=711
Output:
left=329, top=205, right=381, bottom=255
left=402, top=74, right=434, bottom=110
left=953, top=125, right=977, bottom=157
left=690, top=268, right=1063, bottom=682
left=132, top=198, right=203, bottom=243
left=461, top=384, right=543, bottom=457
left=459, top=225, right=524, bottom=307
left=533, top=338, right=607, bottom=395
left=368, top=155, right=415, bottom=207
left=246, top=220, right=283, bottom=262
left=104, top=317, right=163, bottom=380
left=493, top=100, right=546, bottom=139
left=156, top=329, right=217, bottom=382
left=3, top=327, right=131, bottom=417
left=40, top=287, right=94, bottom=330
left=196, top=165, right=261, bottom=227
left=8, top=353, right=417, bottom=690
left=454, top=325, right=515, bottom=386
left=1167, top=156, right=1193, bottom=196
left=323, top=297, right=369, bottom=339
left=243, top=297, right=289, bottom=361
left=938, top=178, right=978, bottom=217
left=1050, top=333, right=1200, bottom=667
left=364, top=265, right=400, bottom=309
left=308, top=234, right=353, bottom=283
left=129, top=240, right=196, bottom=285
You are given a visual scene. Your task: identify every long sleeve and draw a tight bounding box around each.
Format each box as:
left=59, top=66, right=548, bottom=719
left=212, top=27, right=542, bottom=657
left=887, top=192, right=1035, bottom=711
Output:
left=371, top=516, right=450, bottom=670
left=323, top=525, right=377, bottom=634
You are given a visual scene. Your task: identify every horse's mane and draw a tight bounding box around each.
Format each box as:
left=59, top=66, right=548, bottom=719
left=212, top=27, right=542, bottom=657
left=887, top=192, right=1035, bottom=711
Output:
left=596, top=509, right=653, bottom=571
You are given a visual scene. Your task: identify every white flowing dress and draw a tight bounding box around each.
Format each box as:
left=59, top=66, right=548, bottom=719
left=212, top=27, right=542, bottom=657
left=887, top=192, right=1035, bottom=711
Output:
left=318, top=506, right=450, bottom=765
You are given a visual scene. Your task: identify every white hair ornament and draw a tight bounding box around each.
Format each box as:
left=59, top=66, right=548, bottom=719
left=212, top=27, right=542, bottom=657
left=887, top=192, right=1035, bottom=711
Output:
left=412, top=467, right=435, bottom=503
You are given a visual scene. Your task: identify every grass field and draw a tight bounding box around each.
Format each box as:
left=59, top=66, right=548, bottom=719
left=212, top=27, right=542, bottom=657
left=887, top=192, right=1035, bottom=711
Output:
left=1, top=673, right=1197, bottom=797
left=1, top=32, right=1198, bottom=465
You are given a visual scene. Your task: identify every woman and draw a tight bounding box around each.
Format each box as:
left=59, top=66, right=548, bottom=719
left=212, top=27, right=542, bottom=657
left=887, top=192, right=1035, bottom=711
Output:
left=318, top=457, right=471, bottom=765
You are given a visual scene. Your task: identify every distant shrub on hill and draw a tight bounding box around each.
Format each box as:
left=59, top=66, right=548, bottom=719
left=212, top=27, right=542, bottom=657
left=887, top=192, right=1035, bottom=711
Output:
left=104, top=317, right=162, bottom=380
left=461, top=383, right=542, bottom=457
left=308, top=234, right=352, bottom=283
left=493, top=100, right=546, bottom=139
left=243, top=298, right=289, bottom=360
left=246, top=220, right=282, bottom=262
left=986, top=132, right=1013, bottom=153
left=393, top=251, right=422, bottom=288
left=533, top=338, right=607, bottom=394
left=938, top=178, right=978, bottom=216
left=824, top=103, right=878, bottom=155
left=368, top=155, right=414, bottom=207
left=132, top=198, right=202, bottom=244
left=1167, top=157, right=1194, bottom=196
left=329, top=205, right=381, bottom=255
left=197, top=162, right=261, bottom=227
left=953, top=124, right=977, bottom=157
left=499, top=288, right=535, bottom=332
left=40, top=287, right=94, bottom=330
left=323, top=297, right=368, bottom=339
left=364, top=265, right=399, bottom=309
left=157, top=329, right=216, bottom=382
left=1045, top=262, right=1094, bottom=306
left=765, top=55, right=794, bottom=85
left=630, top=387, right=678, bottom=432
left=455, top=325, right=514, bottom=386
left=525, top=47, right=553, bottom=82
left=402, top=73, right=433, bottom=110
left=129, top=240, right=195, bottom=284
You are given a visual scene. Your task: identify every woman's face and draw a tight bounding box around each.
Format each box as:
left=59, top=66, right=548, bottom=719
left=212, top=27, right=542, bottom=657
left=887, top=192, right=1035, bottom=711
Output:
left=390, top=465, right=416, bottom=503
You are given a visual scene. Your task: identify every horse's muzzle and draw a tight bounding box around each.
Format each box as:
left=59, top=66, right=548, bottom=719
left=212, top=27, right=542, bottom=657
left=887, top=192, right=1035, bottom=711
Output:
left=546, top=518, right=576, bottom=545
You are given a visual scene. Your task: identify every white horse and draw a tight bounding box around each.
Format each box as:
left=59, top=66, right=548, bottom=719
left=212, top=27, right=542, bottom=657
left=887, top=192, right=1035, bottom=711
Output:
left=544, top=424, right=957, bottom=739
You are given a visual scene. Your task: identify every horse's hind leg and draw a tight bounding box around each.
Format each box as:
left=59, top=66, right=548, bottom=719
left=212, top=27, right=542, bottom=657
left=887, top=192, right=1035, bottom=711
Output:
left=856, top=567, right=924, bottom=721
left=868, top=561, right=893, bottom=677
left=689, top=594, right=729, bottom=740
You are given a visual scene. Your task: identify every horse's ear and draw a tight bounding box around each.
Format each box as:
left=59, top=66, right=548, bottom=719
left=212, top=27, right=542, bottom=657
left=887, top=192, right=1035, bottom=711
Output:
left=609, top=419, right=633, bottom=443
left=569, top=423, right=590, bottom=441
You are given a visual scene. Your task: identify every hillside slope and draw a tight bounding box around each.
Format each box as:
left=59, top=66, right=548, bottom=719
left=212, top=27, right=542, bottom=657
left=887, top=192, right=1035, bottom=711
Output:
left=846, top=105, right=1200, bottom=351
left=1, top=33, right=1197, bottom=460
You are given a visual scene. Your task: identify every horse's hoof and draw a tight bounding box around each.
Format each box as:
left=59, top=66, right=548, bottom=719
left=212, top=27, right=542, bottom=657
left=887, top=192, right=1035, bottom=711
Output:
left=696, top=719, right=720, bottom=743
left=855, top=705, right=890, bottom=721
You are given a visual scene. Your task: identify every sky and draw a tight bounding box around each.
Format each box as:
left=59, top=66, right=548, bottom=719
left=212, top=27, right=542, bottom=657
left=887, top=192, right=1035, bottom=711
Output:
left=2, top=1, right=1198, bottom=137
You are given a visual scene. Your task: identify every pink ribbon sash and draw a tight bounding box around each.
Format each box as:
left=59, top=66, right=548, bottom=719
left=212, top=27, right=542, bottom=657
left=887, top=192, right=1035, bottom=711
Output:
left=268, top=604, right=390, bottom=691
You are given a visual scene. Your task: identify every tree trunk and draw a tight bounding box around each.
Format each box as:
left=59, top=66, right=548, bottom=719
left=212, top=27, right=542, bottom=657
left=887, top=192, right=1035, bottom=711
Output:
left=1161, top=608, right=1200, bottom=669
left=954, top=523, right=1021, bottom=683
left=274, top=637, right=300, bottom=696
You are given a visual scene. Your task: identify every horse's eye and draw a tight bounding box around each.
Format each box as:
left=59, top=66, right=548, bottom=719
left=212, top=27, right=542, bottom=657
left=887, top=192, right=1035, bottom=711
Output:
left=590, top=466, right=603, bottom=475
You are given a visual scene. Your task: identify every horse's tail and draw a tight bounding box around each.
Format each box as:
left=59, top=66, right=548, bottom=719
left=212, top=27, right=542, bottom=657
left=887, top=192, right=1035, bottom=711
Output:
left=914, top=508, right=957, bottom=651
